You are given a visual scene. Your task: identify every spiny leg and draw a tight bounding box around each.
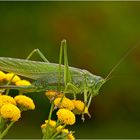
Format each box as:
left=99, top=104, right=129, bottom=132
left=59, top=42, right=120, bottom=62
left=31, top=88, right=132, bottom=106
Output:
left=57, top=40, right=77, bottom=108
left=81, top=76, right=93, bottom=121
left=62, top=40, right=84, bottom=99
left=87, top=94, right=93, bottom=108
left=81, top=87, right=88, bottom=121
left=57, top=40, right=71, bottom=108
left=58, top=39, right=72, bottom=93
left=63, top=40, right=77, bottom=99
left=83, top=80, right=88, bottom=104
left=58, top=41, right=63, bottom=90
left=62, top=39, right=71, bottom=86
left=56, top=40, right=67, bottom=108
left=5, top=48, right=49, bottom=95
left=26, top=48, right=49, bottom=62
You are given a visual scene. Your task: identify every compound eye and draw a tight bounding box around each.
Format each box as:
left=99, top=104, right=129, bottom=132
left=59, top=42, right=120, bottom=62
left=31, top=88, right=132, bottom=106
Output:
left=90, top=80, right=95, bottom=85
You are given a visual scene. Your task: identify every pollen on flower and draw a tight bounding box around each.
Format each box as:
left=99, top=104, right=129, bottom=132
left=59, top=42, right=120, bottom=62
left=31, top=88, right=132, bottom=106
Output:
left=14, top=95, right=35, bottom=110
left=0, top=103, right=21, bottom=121
left=0, top=95, right=16, bottom=108
left=0, top=71, right=6, bottom=81
left=45, top=120, right=56, bottom=127
left=57, top=109, right=76, bottom=125
left=54, top=97, right=74, bottom=110
left=15, top=80, right=31, bottom=86
left=5, top=73, right=21, bottom=83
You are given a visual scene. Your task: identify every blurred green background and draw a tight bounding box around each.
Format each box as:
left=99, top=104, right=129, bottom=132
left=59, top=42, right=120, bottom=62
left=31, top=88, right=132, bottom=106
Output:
left=0, top=1, right=140, bottom=139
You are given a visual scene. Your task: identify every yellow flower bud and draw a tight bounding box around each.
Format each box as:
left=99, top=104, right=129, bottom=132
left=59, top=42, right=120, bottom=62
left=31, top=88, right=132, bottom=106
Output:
left=45, top=120, right=56, bottom=127
left=41, top=123, right=46, bottom=129
left=67, top=133, right=75, bottom=140
left=0, top=95, right=16, bottom=108
left=14, top=95, right=35, bottom=110
left=5, top=73, right=21, bottom=83
left=54, top=97, right=74, bottom=110
left=0, top=71, right=6, bottom=81
left=72, top=100, right=85, bottom=114
left=15, top=80, right=31, bottom=86
left=72, top=100, right=90, bottom=117
left=62, top=129, right=69, bottom=134
left=56, top=125, right=63, bottom=132
left=0, top=103, right=21, bottom=121
left=57, top=109, right=76, bottom=125
left=45, top=90, right=63, bottom=100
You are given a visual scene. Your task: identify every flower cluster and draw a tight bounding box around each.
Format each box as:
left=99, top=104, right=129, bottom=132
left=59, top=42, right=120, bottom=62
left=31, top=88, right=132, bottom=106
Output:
left=0, top=70, right=91, bottom=140
left=41, top=119, right=75, bottom=140
left=0, top=94, right=35, bottom=121
left=0, top=71, right=35, bottom=139
left=41, top=90, right=91, bottom=139
left=0, top=71, right=31, bottom=86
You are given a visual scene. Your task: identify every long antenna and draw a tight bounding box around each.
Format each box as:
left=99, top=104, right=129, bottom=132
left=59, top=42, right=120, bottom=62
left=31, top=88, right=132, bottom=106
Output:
left=105, top=41, right=140, bottom=80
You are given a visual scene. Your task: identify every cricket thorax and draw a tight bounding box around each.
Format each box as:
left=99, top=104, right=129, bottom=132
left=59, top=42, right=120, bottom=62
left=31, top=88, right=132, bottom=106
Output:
left=82, top=70, right=106, bottom=92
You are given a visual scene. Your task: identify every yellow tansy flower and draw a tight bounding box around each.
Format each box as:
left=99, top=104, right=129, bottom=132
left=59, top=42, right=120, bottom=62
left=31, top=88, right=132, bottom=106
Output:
left=15, top=80, right=31, bottom=86
left=0, top=100, right=3, bottom=108
left=72, top=100, right=85, bottom=114
left=0, top=71, right=6, bottom=81
left=67, top=133, right=75, bottom=140
left=41, top=123, right=46, bottom=129
left=57, top=109, right=76, bottom=125
left=45, top=90, right=63, bottom=100
left=5, top=73, right=21, bottom=83
left=45, top=120, right=56, bottom=127
left=14, top=95, right=35, bottom=110
left=41, top=120, right=56, bottom=135
left=72, top=100, right=90, bottom=116
left=0, top=95, right=16, bottom=108
left=0, top=103, right=21, bottom=121
left=54, top=97, right=74, bottom=110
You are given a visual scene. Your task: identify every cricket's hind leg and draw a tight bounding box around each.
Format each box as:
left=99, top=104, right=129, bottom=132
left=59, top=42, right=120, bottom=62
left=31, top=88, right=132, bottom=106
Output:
left=59, top=40, right=79, bottom=95
left=56, top=40, right=80, bottom=109
left=5, top=48, right=49, bottom=95
left=58, top=39, right=72, bottom=89
left=26, top=48, right=49, bottom=62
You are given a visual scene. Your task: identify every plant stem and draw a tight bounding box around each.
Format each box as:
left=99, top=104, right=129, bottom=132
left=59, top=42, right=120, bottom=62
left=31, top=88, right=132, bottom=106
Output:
left=5, top=74, right=16, bottom=95
left=48, top=102, right=54, bottom=122
left=50, top=124, right=66, bottom=139
left=0, top=117, right=6, bottom=135
left=0, top=121, right=15, bottom=139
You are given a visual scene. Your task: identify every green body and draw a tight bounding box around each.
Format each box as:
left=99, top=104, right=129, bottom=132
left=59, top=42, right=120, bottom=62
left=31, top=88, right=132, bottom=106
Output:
left=0, top=57, right=105, bottom=94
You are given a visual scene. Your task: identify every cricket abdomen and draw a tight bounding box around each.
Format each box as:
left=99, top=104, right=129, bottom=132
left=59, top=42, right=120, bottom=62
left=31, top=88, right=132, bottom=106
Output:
left=32, top=69, right=85, bottom=92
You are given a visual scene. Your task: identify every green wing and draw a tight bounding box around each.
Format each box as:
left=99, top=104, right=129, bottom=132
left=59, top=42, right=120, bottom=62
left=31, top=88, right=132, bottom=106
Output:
left=0, top=57, right=59, bottom=80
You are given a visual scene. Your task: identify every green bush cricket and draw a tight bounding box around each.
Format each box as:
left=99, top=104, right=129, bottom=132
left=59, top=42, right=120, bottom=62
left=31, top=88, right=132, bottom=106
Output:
left=0, top=40, right=139, bottom=120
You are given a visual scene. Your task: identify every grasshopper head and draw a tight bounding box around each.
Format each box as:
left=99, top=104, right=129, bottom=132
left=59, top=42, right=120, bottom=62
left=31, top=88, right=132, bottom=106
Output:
left=83, top=70, right=106, bottom=93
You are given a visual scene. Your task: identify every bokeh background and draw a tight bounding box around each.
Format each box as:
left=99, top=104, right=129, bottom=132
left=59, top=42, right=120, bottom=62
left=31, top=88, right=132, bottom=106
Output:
left=0, top=1, right=140, bottom=139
